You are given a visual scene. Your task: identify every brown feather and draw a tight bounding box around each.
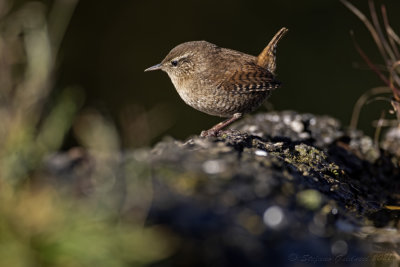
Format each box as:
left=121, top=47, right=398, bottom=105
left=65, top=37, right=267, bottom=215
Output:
left=257, top=27, right=288, bottom=74
left=217, top=63, right=281, bottom=94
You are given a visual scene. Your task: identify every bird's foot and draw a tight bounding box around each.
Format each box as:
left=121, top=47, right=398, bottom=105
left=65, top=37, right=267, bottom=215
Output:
left=200, top=113, right=243, bottom=138
left=200, top=129, right=221, bottom=137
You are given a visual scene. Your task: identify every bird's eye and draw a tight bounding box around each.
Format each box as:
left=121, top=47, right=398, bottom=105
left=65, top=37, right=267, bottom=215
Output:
left=171, top=60, right=178, bottom=67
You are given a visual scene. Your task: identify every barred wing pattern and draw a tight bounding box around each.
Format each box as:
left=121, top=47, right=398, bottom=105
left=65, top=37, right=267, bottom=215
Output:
left=217, top=63, right=281, bottom=94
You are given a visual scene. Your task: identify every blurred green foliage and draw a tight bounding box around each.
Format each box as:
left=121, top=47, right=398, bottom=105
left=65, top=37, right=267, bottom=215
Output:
left=0, top=185, right=172, bottom=267
left=0, top=1, right=174, bottom=266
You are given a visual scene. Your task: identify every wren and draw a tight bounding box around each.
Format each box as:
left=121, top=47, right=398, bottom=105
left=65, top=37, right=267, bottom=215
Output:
left=145, top=27, right=288, bottom=137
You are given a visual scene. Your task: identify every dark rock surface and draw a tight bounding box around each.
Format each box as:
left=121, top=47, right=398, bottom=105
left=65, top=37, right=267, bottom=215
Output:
left=148, top=111, right=400, bottom=267
left=45, top=111, right=400, bottom=267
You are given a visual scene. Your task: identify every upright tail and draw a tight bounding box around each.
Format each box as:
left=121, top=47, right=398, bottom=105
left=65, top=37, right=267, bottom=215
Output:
left=257, top=27, right=288, bottom=74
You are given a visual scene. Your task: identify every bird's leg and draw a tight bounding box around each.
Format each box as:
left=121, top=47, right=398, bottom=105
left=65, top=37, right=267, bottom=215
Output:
left=200, top=113, right=243, bottom=137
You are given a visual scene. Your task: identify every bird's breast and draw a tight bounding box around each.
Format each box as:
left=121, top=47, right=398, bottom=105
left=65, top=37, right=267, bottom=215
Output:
left=172, top=77, right=214, bottom=111
left=169, top=74, right=270, bottom=118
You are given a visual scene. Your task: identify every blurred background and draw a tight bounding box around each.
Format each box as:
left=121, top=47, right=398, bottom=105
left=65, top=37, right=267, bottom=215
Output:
left=0, top=0, right=399, bottom=266
left=57, top=0, right=400, bottom=147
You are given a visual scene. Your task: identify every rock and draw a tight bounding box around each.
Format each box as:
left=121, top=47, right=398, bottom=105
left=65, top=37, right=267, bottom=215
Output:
left=382, top=126, right=400, bottom=159
left=45, top=111, right=400, bottom=267
left=147, top=112, right=399, bottom=267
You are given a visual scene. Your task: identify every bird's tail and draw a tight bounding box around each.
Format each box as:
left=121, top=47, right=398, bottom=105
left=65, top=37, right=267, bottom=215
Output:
left=257, top=27, right=288, bottom=74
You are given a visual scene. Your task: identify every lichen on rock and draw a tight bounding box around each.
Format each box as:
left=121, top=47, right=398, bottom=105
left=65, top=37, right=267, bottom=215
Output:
left=145, top=111, right=400, bottom=267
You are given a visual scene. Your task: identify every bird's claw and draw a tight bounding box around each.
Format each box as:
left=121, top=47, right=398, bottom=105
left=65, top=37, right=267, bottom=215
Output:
left=200, top=129, right=221, bottom=137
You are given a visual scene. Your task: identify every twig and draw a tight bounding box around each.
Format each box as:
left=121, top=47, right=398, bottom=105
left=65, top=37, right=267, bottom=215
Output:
left=350, top=87, right=391, bottom=130
left=368, top=0, right=396, bottom=62
left=387, top=27, right=400, bottom=47
left=350, top=32, right=391, bottom=86
left=391, top=99, right=400, bottom=125
left=341, top=0, right=388, bottom=64
left=389, top=61, right=400, bottom=101
left=381, top=5, right=400, bottom=59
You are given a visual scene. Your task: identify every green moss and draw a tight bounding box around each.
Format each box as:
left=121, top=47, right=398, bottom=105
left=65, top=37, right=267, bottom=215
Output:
left=294, top=144, right=326, bottom=163
left=275, top=144, right=342, bottom=178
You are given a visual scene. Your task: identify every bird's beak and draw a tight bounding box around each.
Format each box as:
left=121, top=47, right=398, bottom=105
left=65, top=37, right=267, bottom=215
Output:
left=144, top=63, right=162, bottom=72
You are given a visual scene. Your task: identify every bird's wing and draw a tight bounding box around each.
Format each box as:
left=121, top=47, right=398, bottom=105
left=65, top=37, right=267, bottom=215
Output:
left=217, top=63, right=281, bottom=94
